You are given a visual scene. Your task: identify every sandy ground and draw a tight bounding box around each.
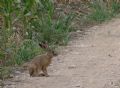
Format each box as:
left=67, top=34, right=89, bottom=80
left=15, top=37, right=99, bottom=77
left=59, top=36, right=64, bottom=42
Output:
left=4, top=18, right=120, bottom=88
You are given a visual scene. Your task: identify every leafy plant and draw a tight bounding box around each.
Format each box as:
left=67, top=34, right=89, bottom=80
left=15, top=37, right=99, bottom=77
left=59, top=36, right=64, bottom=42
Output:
left=15, top=39, right=43, bottom=65
left=88, top=0, right=110, bottom=22
left=29, top=5, right=74, bottom=45
left=111, top=1, right=120, bottom=14
left=0, top=0, right=74, bottom=65
left=88, top=0, right=120, bottom=23
left=0, top=67, right=12, bottom=80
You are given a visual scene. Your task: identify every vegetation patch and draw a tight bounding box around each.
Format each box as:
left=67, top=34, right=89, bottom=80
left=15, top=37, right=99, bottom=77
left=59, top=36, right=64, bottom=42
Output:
left=0, top=0, right=120, bottom=81
left=88, top=0, right=120, bottom=23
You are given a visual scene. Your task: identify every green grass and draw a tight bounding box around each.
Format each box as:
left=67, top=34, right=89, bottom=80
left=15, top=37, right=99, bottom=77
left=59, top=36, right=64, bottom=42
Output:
left=29, top=12, right=74, bottom=45
left=1, top=0, right=120, bottom=80
left=88, top=8, right=110, bottom=22
left=111, top=2, right=120, bottom=15
left=0, top=67, right=12, bottom=80
left=0, top=0, right=75, bottom=80
left=14, top=39, right=43, bottom=65
left=88, top=1, right=120, bottom=23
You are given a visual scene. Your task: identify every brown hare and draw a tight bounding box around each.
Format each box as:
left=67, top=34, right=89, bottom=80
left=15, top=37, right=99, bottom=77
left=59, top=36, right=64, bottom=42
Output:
left=23, top=42, right=57, bottom=77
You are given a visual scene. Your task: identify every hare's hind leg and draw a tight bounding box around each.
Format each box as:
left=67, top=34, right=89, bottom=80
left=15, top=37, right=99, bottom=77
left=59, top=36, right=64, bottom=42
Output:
left=29, top=67, right=34, bottom=77
left=42, top=66, right=49, bottom=77
left=29, top=65, right=39, bottom=77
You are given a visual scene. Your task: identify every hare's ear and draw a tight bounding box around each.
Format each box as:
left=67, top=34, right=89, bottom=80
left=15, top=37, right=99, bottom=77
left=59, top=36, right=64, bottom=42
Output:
left=39, top=43, right=44, bottom=48
left=39, top=41, right=48, bottom=49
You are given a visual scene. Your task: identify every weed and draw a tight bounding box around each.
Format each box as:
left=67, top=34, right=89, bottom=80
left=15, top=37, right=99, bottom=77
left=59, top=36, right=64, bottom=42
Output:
left=88, top=0, right=120, bottom=23
left=14, top=39, right=43, bottom=65
left=0, top=67, right=12, bottom=80
left=88, top=1, right=110, bottom=23
left=111, top=2, right=120, bottom=15
left=0, top=0, right=74, bottom=81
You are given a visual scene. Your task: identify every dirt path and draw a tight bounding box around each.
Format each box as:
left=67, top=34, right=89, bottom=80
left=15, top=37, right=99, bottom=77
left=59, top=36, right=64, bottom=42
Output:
left=4, top=18, right=120, bottom=88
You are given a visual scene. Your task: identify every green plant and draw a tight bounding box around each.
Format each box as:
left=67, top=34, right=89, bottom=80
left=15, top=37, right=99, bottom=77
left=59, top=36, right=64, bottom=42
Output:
left=88, top=0, right=120, bottom=23
left=15, top=39, right=43, bottom=65
left=88, top=0, right=110, bottom=22
left=30, top=14, right=74, bottom=45
left=0, top=67, right=12, bottom=80
left=0, top=0, right=74, bottom=67
left=0, top=0, right=73, bottom=81
left=88, top=8, right=110, bottom=22
left=111, top=1, right=120, bottom=15
left=0, top=0, right=14, bottom=30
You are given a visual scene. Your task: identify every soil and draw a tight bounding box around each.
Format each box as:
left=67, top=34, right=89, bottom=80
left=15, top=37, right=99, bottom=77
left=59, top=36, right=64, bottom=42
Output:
left=3, top=18, right=120, bottom=88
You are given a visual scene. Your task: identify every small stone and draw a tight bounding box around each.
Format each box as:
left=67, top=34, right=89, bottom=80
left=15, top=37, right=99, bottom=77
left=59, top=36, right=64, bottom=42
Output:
left=108, top=54, right=112, bottom=57
left=75, top=84, right=80, bottom=87
left=76, top=30, right=81, bottom=33
left=10, top=74, right=14, bottom=78
left=68, top=65, right=76, bottom=69
left=91, top=45, right=95, bottom=47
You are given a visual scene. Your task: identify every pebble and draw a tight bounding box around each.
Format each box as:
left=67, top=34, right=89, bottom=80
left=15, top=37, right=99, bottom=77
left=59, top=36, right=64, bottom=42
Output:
left=68, top=65, right=76, bottom=69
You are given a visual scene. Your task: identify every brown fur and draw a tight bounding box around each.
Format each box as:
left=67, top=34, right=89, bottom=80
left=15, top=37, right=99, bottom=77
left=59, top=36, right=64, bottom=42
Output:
left=22, top=42, right=57, bottom=77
